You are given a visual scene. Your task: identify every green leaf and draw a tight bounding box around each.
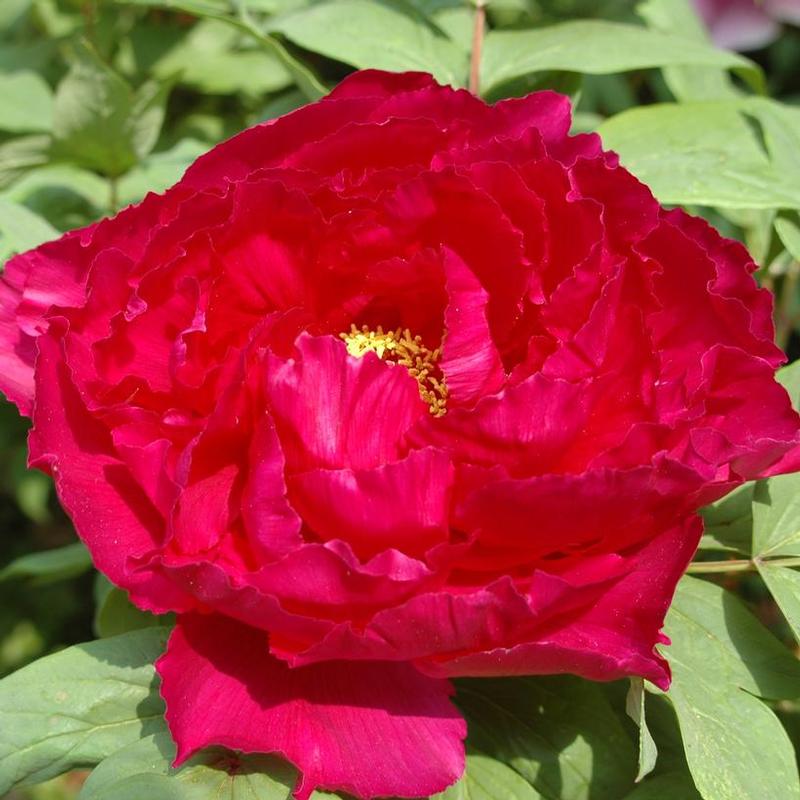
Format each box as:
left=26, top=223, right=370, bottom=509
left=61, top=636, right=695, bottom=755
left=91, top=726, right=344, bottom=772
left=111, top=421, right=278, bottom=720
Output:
left=0, top=542, right=92, bottom=584
left=752, top=472, right=800, bottom=558
left=598, top=101, right=800, bottom=210
left=744, top=99, right=800, bottom=187
left=117, top=139, right=208, bottom=207
left=0, top=71, right=53, bottom=133
left=115, top=0, right=328, bottom=99
left=0, top=135, right=51, bottom=191
left=625, top=678, right=657, bottom=782
left=668, top=576, right=800, bottom=700
left=85, top=774, right=184, bottom=800
left=454, top=675, right=637, bottom=800
left=52, top=43, right=171, bottom=177
left=79, top=731, right=300, bottom=800
left=664, top=577, right=800, bottom=800
left=636, top=0, right=739, bottom=101
left=436, top=752, right=542, bottom=800
left=270, top=0, right=468, bottom=86
left=135, top=0, right=230, bottom=11
left=95, top=581, right=174, bottom=639
left=80, top=730, right=541, bottom=800
left=480, top=21, right=763, bottom=99
left=757, top=564, right=800, bottom=643
left=0, top=40, right=54, bottom=75
left=0, top=0, right=32, bottom=31
left=258, top=88, right=307, bottom=121
left=0, top=197, right=59, bottom=257
left=4, top=164, right=109, bottom=219
left=0, top=627, right=169, bottom=794
left=151, top=19, right=291, bottom=96
left=778, top=357, right=800, bottom=410
left=776, top=217, right=800, bottom=262
left=698, top=482, right=754, bottom=555
left=621, top=772, right=701, bottom=800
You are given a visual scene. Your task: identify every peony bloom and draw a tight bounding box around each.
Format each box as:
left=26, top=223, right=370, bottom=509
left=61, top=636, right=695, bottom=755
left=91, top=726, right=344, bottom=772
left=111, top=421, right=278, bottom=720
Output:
left=1, top=71, right=799, bottom=798
left=693, top=0, right=800, bottom=51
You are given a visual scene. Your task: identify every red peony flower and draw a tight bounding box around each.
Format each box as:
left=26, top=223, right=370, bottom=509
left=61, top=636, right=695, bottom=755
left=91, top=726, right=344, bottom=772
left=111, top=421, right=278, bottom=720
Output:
left=1, top=71, right=799, bottom=799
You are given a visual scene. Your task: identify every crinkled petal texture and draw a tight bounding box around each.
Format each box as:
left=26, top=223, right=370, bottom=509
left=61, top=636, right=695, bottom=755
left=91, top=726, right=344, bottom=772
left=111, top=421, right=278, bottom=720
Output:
left=2, top=70, right=799, bottom=799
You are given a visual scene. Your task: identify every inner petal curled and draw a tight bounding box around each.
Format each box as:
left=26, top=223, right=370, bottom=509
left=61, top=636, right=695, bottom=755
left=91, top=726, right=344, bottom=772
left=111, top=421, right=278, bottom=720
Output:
left=340, top=324, right=448, bottom=416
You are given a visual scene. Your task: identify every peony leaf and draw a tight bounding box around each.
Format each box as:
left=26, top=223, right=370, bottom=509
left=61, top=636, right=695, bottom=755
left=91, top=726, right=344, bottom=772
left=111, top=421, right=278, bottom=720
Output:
left=0, top=196, right=59, bottom=258
left=778, top=359, right=800, bottom=410
left=94, top=577, right=174, bottom=639
left=776, top=217, right=800, bottom=263
left=434, top=752, right=542, bottom=800
left=149, top=18, right=291, bottom=97
left=620, top=772, right=702, bottom=799
left=114, top=0, right=329, bottom=99
left=598, top=100, right=800, bottom=210
left=614, top=691, right=701, bottom=799
left=668, top=576, right=800, bottom=700
left=664, top=577, right=800, bottom=800
left=745, top=99, right=800, bottom=187
left=51, top=42, right=171, bottom=177
left=756, top=564, right=800, bottom=643
left=0, top=627, right=169, bottom=795
left=0, top=71, right=53, bottom=133
left=698, top=482, right=754, bottom=555
left=121, top=0, right=229, bottom=13
left=79, top=731, right=312, bottom=800
left=3, top=164, right=109, bottom=224
left=752, top=472, right=800, bottom=558
left=0, top=541, right=92, bottom=584
left=454, top=675, right=637, bottom=800
left=116, top=139, right=208, bottom=208
left=636, top=0, right=740, bottom=102
left=84, top=774, right=184, bottom=800
left=0, top=0, right=31, bottom=31
left=0, top=135, right=50, bottom=191
left=480, top=21, right=764, bottom=99
left=625, top=678, right=658, bottom=782
left=269, top=0, right=469, bottom=87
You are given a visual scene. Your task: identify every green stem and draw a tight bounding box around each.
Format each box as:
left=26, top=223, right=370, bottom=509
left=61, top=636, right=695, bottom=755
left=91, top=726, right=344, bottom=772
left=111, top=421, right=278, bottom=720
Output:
left=468, top=0, right=487, bottom=96
left=687, top=556, right=800, bottom=574
left=82, top=0, right=97, bottom=44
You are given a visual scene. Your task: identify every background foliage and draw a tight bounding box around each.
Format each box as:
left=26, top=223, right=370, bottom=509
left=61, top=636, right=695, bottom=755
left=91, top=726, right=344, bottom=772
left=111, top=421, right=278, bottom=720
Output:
left=1, top=0, right=800, bottom=799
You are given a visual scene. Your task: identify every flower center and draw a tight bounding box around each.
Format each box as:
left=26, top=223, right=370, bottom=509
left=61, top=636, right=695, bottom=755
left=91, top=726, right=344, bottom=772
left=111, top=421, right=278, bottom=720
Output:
left=340, top=324, right=448, bottom=417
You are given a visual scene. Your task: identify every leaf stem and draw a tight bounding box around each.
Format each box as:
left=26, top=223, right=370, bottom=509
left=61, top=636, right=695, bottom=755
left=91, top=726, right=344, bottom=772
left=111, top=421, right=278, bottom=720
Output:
left=469, top=0, right=487, bottom=96
left=82, top=1, right=97, bottom=45
left=687, top=556, right=800, bottom=574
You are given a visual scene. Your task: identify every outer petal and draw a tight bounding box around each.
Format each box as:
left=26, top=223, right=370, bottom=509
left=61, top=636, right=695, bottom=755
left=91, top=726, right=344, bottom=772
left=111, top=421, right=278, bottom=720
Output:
left=421, top=516, right=703, bottom=689
left=455, top=463, right=702, bottom=558
left=0, top=233, right=90, bottom=415
left=325, top=69, right=439, bottom=100
left=29, top=330, right=193, bottom=613
left=158, top=613, right=466, bottom=800
left=0, top=255, right=36, bottom=414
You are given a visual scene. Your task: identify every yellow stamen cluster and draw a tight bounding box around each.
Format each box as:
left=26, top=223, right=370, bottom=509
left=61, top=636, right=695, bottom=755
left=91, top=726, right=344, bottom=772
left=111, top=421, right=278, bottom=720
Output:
left=340, top=324, right=448, bottom=416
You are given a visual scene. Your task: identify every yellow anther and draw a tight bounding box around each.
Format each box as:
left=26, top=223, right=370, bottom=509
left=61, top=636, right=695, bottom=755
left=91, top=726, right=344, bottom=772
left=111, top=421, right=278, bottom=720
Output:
left=340, top=324, right=448, bottom=416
